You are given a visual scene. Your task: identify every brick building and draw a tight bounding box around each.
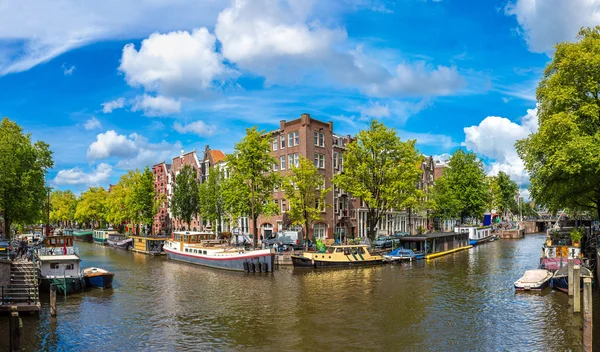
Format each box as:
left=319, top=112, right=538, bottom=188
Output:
left=152, top=162, right=172, bottom=235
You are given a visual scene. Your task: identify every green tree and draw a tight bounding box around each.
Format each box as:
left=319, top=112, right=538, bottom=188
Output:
left=199, top=166, right=226, bottom=233
left=442, top=149, right=488, bottom=222
left=171, top=164, right=200, bottom=231
left=50, top=190, right=77, bottom=226
left=0, top=118, right=53, bottom=239
left=225, top=127, right=280, bottom=247
left=334, top=120, right=422, bottom=241
left=130, top=167, right=155, bottom=233
left=402, top=188, right=425, bottom=235
left=516, top=26, right=600, bottom=220
left=492, top=171, right=518, bottom=218
left=431, top=175, right=460, bottom=222
left=282, top=156, right=330, bottom=249
left=105, top=171, right=136, bottom=227
left=74, top=187, right=107, bottom=228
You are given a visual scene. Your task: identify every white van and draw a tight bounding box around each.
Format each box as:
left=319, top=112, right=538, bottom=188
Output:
left=264, top=230, right=304, bottom=249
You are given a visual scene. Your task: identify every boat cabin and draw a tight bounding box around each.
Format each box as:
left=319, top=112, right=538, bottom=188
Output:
left=108, top=233, right=127, bottom=242
left=173, top=231, right=219, bottom=244
left=454, top=226, right=492, bottom=240
left=398, top=232, right=470, bottom=259
left=37, top=235, right=77, bottom=256
left=129, top=235, right=170, bottom=255
left=38, top=255, right=81, bottom=278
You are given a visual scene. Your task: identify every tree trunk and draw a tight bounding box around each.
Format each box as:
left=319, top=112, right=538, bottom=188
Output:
left=305, top=219, right=310, bottom=251
left=3, top=216, right=10, bottom=241
left=251, top=183, right=257, bottom=249
left=408, top=208, right=412, bottom=235
left=367, top=209, right=377, bottom=243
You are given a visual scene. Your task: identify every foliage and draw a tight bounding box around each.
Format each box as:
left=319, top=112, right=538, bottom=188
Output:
left=131, top=167, right=155, bottom=228
left=171, top=164, right=200, bottom=231
left=431, top=175, right=460, bottom=220
left=199, top=166, right=226, bottom=233
left=0, top=117, right=53, bottom=238
left=521, top=201, right=539, bottom=218
left=439, top=149, right=488, bottom=221
left=74, top=187, right=107, bottom=227
left=50, top=190, right=77, bottom=225
left=104, top=171, right=136, bottom=226
left=282, top=156, right=330, bottom=248
left=334, top=120, right=422, bottom=241
left=491, top=171, right=519, bottom=216
left=224, top=127, right=280, bottom=246
left=402, top=188, right=425, bottom=234
left=516, top=27, right=600, bottom=220
left=570, top=228, right=583, bottom=243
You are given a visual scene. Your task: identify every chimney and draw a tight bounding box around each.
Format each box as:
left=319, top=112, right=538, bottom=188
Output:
left=328, top=121, right=333, bottom=132
left=280, top=120, right=286, bottom=130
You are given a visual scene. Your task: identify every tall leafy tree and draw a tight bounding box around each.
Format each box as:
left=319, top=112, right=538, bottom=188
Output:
left=0, top=118, right=53, bottom=239
left=334, top=120, right=422, bottom=241
left=105, top=171, right=136, bottom=228
left=50, top=190, right=77, bottom=226
left=516, top=26, right=600, bottom=220
left=282, top=156, right=330, bottom=249
left=431, top=175, right=461, bottom=222
left=493, top=171, right=518, bottom=218
left=442, top=149, right=488, bottom=222
left=225, top=127, right=280, bottom=247
left=130, top=167, right=155, bottom=233
left=171, top=164, right=200, bottom=231
left=199, top=166, right=225, bottom=233
left=74, top=187, right=107, bottom=228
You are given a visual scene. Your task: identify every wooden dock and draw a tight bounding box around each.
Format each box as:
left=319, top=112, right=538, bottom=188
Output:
left=1, top=260, right=40, bottom=313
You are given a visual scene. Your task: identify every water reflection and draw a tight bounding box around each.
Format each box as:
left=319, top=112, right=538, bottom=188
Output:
left=0, top=235, right=595, bottom=351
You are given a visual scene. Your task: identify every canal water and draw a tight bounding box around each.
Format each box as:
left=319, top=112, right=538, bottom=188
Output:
left=1, top=234, right=597, bottom=351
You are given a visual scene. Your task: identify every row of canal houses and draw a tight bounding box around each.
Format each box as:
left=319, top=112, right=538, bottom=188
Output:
left=151, top=113, right=457, bottom=243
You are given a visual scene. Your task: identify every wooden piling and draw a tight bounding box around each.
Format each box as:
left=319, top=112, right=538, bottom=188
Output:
left=9, top=306, right=21, bottom=352
left=568, top=258, right=574, bottom=296
left=50, top=283, right=57, bottom=316
left=583, top=277, right=592, bottom=352
left=573, top=265, right=581, bottom=313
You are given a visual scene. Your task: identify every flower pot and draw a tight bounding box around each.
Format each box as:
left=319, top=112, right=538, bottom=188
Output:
left=573, top=241, right=580, bottom=248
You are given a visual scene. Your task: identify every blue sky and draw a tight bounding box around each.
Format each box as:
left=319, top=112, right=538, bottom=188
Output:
left=0, top=0, right=594, bottom=195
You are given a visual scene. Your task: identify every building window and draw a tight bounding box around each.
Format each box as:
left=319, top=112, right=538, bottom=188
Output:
left=281, top=201, right=286, bottom=213
left=273, top=137, right=278, bottom=151
left=314, top=131, right=319, bottom=146
left=313, top=223, right=327, bottom=240
left=280, top=135, right=285, bottom=149
left=294, top=131, right=299, bottom=146
left=294, top=153, right=299, bottom=167
left=280, top=155, right=286, bottom=170
left=319, top=154, right=325, bottom=169
left=333, top=152, right=338, bottom=169
left=288, top=132, right=293, bottom=148
left=314, top=153, right=319, bottom=168
left=319, top=133, right=324, bottom=147
left=288, top=154, right=294, bottom=169
left=273, top=162, right=278, bottom=171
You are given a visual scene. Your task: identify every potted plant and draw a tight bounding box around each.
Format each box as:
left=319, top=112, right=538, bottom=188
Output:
left=570, top=229, right=582, bottom=247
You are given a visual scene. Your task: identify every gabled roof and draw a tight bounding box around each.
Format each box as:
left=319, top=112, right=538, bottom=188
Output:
left=209, top=150, right=226, bottom=163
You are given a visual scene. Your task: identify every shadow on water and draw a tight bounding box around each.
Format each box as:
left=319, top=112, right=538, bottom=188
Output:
left=0, top=235, right=595, bottom=351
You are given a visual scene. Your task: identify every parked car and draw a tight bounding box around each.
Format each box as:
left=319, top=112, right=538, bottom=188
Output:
left=374, top=236, right=392, bottom=248
left=263, top=230, right=304, bottom=249
left=0, top=239, right=10, bottom=258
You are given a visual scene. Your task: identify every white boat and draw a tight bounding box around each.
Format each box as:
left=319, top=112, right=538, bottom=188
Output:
left=36, top=234, right=83, bottom=294
left=514, top=269, right=553, bottom=291
left=163, top=231, right=274, bottom=272
left=454, top=226, right=494, bottom=246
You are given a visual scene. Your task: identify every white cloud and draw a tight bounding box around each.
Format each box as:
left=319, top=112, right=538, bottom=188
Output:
left=52, top=163, right=113, bottom=186
left=131, top=95, right=181, bottom=117
left=61, top=63, right=75, bottom=75
left=173, top=120, right=217, bottom=137
left=463, top=107, right=538, bottom=185
left=359, top=102, right=390, bottom=119
left=0, top=0, right=229, bottom=75
left=87, top=130, right=182, bottom=169
left=399, top=130, right=457, bottom=149
left=365, top=61, right=466, bottom=97
left=83, top=117, right=101, bottom=130
left=505, top=0, right=600, bottom=55
left=101, top=98, right=125, bottom=113
left=119, top=28, right=233, bottom=96
left=432, top=153, right=451, bottom=165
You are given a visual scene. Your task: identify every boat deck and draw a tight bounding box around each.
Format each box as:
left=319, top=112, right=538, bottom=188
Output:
left=424, top=245, right=473, bottom=260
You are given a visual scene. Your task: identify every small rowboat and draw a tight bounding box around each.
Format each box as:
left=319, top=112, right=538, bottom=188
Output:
left=383, top=247, right=416, bottom=262
left=83, top=267, right=114, bottom=289
left=514, top=269, right=553, bottom=291
left=550, top=265, right=594, bottom=293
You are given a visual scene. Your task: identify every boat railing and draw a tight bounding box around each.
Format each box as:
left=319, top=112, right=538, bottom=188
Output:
left=36, top=246, right=79, bottom=256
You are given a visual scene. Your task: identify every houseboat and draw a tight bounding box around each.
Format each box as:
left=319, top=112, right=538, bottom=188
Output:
left=292, top=244, right=384, bottom=268
left=398, top=232, right=471, bottom=260
left=36, top=235, right=84, bottom=294
left=540, top=230, right=582, bottom=272
left=93, top=229, right=118, bottom=245
left=107, top=233, right=132, bottom=250
left=454, top=225, right=494, bottom=246
left=73, top=230, right=93, bottom=242
left=163, top=231, right=274, bottom=272
left=129, top=235, right=170, bottom=255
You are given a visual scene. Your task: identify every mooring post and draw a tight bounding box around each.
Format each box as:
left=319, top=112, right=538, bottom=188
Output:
left=573, top=265, right=581, bottom=313
left=9, top=306, right=21, bottom=352
left=583, top=277, right=592, bottom=352
left=568, top=258, right=574, bottom=296
left=50, top=283, right=57, bottom=316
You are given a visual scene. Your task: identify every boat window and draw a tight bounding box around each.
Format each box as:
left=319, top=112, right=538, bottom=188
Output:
left=50, top=263, right=59, bottom=269
left=139, top=239, right=142, bottom=243
left=344, top=248, right=350, bottom=255
left=358, top=247, right=365, bottom=254
left=351, top=248, right=357, bottom=255
left=65, top=264, right=74, bottom=270
left=335, top=248, right=344, bottom=253
left=50, top=238, right=56, bottom=245
left=203, top=251, right=207, bottom=255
